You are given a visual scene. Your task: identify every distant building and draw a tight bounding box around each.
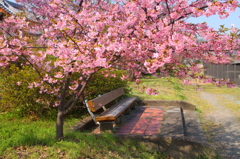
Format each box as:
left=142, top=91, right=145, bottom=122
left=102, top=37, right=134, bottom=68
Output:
left=0, top=0, right=23, bottom=20
left=0, top=0, right=41, bottom=37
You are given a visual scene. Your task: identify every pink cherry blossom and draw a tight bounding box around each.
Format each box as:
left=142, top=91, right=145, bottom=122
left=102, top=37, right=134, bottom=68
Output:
left=0, top=0, right=239, bottom=140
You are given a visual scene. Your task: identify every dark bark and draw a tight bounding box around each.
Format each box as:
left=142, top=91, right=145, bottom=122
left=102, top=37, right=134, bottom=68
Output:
left=64, top=74, right=92, bottom=115
left=56, top=110, right=64, bottom=141
left=127, top=70, right=134, bottom=81
left=55, top=73, right=93, bottom=140
left=56, top=75, right=70, bottom=141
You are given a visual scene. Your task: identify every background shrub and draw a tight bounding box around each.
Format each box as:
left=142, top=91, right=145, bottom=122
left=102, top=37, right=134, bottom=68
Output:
left=0, top=65, right=56, bottom=119
left=85, top=69, right=129, bottom=99
left=0, top=66, right=129, bottom=119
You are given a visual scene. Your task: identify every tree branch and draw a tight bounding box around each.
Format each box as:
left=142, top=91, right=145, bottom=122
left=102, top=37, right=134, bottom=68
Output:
left=21, top=53, right=54, bottom=87
left=61, top=30, right=83, bottom=54
left=167, top=5, right=208, bottom=26
left=59, top=74, right=71, bottom=112
left=77, top=0, right=84, bottom=13
left=64, top=73, right=93, bottom=115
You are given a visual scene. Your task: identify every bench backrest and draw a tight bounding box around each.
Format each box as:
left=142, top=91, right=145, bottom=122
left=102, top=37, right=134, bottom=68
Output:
left=87, top=88, right=125, bottom=112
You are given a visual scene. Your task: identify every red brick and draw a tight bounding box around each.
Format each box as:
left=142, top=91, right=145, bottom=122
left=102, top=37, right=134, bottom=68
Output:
left=154, top=117, right=163, bottom=121
left=137, top=119, right=151, bottom=123
left=149, top=121, right=160, bottom=124
left=131, top=129, right=145, bottom=134
left=152, top=112, right=162, bottom=114
left=153, top=110, right=164, bottom=113
left=133, top=124, right=148, bottom=130
left=141, top=113, right=153, bottom=116
left=143, top=110, right=153, bottom=113
left=134, top=123, right=148, bottom=127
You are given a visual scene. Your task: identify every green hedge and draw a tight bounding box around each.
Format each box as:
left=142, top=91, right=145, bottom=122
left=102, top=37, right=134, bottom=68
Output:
left=0, top=65, right=129, bottom=118
left=85, top=69, right=129, bottom=99
left=0, top=65, right=56, bottom=118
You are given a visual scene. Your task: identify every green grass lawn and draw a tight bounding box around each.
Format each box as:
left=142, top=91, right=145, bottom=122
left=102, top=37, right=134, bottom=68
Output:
left=1, top=76, right=239, bottom=158
left=129, top=77, right=240, bottom=117
left=0, top=112, right=163, bottom=159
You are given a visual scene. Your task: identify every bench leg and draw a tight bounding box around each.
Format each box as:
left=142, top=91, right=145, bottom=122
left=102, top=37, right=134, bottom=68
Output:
left=124, top=107, right=131, bottom=115
left=99, top=122, right=114, bottom=133
left=115, top=116, right=122, bottom=124
left=130, top=103, right=136, bottom=110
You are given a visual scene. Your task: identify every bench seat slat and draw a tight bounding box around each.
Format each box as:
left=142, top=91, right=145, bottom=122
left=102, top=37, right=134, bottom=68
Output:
left=96, top=97, right=137, bottom=122
left=88, top=88, right=125, bottom=112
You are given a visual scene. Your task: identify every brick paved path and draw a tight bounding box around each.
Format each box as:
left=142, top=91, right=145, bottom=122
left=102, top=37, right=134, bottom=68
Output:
left=92, top=106, right=165, bottom=135
left=116, top=106, right=164, bottom=135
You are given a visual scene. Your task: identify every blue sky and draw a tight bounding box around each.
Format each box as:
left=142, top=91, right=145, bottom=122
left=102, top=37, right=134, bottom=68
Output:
left=7, top=0, right=240, bottom=30
left=187, top=8, right=240, bottom=30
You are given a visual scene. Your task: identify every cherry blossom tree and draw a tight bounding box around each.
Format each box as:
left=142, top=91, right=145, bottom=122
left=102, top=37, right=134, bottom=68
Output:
left=0, top=0, right=239, bottom=140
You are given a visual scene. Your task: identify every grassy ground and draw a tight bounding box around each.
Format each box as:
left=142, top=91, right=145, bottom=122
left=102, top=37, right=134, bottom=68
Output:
left=130, top=77, right=240, bottom=117
left=129, top=77, right=213, bottom=115
left=0, top=113, right=163, bottom=159
left=1, top=76, right=239, bottom=158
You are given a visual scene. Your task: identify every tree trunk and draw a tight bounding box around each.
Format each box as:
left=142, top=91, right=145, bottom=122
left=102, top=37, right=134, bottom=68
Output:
left=55, top=74, right=93, bottom=141
left=127, top=70, right=134, bottom=81
left=56, top=110, right=64, bottom=141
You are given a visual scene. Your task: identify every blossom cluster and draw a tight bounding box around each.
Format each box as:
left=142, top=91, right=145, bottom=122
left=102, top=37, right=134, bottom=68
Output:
left=0, top=0, right=239, bottom=105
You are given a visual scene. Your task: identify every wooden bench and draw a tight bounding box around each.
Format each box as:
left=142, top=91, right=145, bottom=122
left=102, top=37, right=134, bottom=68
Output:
left=85, top=88, right=138, bottom=133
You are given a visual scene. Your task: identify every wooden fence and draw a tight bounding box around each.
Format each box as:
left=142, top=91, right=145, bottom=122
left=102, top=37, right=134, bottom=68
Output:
left=204, top=63, right=240, bottom=85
